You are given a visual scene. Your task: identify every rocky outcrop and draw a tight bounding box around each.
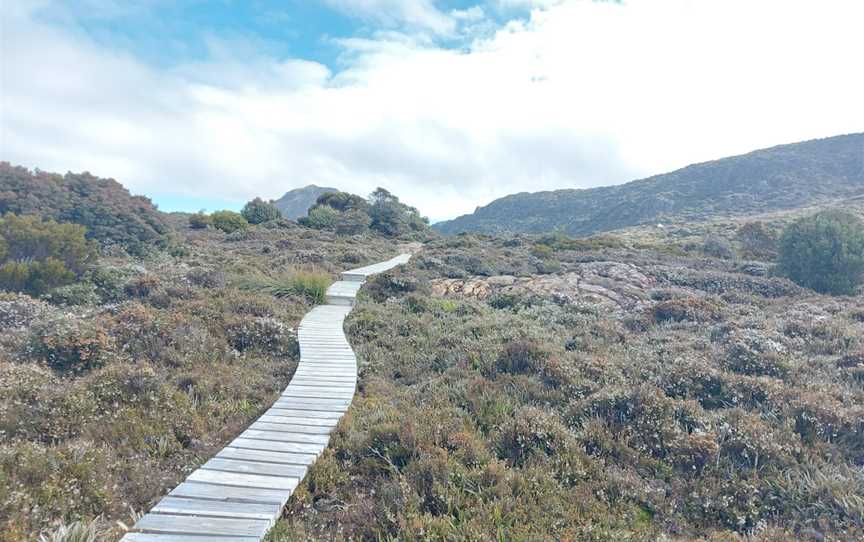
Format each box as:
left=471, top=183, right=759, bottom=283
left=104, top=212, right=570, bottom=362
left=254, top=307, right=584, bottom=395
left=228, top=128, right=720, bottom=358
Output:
left=430, top=261, right=655, bottom=310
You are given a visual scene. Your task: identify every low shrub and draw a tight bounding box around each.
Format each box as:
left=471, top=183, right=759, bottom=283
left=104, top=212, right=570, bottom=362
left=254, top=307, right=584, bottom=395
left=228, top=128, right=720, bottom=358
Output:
left=702, top=236, right=736, bottom=259
left=493, top=339, right=550, bottom=375
left=28, top=316, right=113, bottom=374
left=650, top=297, right=720, bottom=323
left=225, top=316, right=298, bottom=357
left=188, top=212, right=211, bottom=229
left=776, top=210, right=864, bottom=295
left=364, top=270, right=421, bottom=302
left=720, top=337, right=790, bottom=378
left=45, top=282, right=99, bottom=306
left=0, top=214, right=96, bottom=296
left=241, top=198, right=281, bottom=225
left=210, top=210, right=248, bottom=233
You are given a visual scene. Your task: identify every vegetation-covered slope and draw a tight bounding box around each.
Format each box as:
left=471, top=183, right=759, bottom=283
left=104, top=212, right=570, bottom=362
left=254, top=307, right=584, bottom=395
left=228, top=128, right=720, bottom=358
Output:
left=274, top=207, right=864, bottom=542
left=435, top=133, right=864, bottom=236
left=0, top=165, right=420, bottom=540
left=273, top=185, right=339, bottom=220
left=0, top=163, right=168, bottom=255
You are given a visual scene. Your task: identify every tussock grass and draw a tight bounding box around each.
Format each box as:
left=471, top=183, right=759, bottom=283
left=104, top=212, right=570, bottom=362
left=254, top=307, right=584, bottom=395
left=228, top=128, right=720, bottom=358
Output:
left=237, top=268, right=332, bottom=304
left=38, top=519, right=99, bottom=542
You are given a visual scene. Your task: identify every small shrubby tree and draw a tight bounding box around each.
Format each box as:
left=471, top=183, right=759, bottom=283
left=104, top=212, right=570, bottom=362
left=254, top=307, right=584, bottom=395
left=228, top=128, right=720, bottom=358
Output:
left=368, top=188, right=428, bottom=237
left=0, top=214, right=96, bottom=296
left=241, top=198, right=281, bottom=224
left=210, top=210, right=248, bottom=233
left=188, top=211, right=211, bottom=229
left=776, top=210, right=864, bottom=295
left=299, top=188, right=428, bottom=238
left=0, top=162, right=168, bottom=255
left=299, top=205, right=340, bottom=230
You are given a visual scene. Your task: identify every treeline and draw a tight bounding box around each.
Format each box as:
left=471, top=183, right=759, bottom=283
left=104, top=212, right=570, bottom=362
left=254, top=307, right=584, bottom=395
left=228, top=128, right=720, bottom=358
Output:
left=0, top=163, right=167, bottom=255
left=190, top=188, right=430, bottom=239
left=300, top=188, right=429, bottom=237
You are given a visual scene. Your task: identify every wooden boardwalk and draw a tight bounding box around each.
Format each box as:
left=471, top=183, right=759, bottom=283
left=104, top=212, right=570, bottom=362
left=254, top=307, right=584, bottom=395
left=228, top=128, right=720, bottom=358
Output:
left=120, top=254, right=411, bottom=542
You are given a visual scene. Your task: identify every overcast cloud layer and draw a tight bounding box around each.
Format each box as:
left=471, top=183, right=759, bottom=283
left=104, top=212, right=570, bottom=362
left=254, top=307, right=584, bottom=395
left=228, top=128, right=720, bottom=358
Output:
left=2, top=0, right=863, bottom=221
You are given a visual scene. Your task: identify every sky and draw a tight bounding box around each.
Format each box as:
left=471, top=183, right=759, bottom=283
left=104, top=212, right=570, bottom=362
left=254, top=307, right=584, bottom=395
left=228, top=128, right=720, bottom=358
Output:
left=1, top=1, right=863, bottom=222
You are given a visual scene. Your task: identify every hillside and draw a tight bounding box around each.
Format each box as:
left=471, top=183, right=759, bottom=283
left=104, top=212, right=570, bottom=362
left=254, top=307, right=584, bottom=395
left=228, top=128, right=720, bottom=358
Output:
left=273, top=185, right=338, bottom=219
left=0, top=163, right=168, bottom=255
left=435, top=133, right=864, bottom=236
left=271, top=210, right=864, bottom=541
left=2, top=162, right=863, bottom=541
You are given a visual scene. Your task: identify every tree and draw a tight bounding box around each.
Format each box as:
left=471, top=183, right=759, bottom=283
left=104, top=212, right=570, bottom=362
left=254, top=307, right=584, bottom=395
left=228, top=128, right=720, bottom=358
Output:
left=300, top=191, right=371, bottom=234
left=188, top=211, right=211, bottom=229
left=241, top=198, right=281, bottom=225
left=298, top=205, right=339, bottom=230
left=0, top=162, right=167, bottom=255
left=210, top=210, right=249, bottom=233
left=776, top=210, right=864, bottom=295
left=314, top=192, right=369, bottom=213
left=0, top=214, right=96, bottom=296
left=368, top=187, right=428, bottom=237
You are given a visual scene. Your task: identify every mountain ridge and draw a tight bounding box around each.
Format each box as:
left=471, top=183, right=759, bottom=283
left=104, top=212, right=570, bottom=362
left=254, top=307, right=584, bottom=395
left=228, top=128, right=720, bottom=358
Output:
left=434, top=133, right=864, bottom=236
left=273, top=184, right=339, bottom=219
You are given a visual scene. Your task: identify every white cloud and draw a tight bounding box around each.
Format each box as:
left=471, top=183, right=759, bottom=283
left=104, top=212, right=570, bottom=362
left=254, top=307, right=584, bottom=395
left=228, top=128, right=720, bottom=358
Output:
left=2, top=0, right=863, bottom=221
left=322, top=0, right=457, bottom=36
left=452, top=7, right=486, bottom=22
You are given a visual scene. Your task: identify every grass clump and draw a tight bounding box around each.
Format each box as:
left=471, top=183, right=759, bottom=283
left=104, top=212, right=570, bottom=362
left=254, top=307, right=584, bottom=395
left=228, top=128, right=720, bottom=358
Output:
left=38, top=519, right=99, bottom=542
left=238, top=269, right=332, bottom=304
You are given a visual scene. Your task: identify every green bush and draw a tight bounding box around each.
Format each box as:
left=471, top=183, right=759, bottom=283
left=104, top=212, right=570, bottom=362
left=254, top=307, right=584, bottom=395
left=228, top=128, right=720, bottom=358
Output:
left=210, top=210, right=248, bottom=233
left=241, top=198, right=281, bottom=225
left=314, top=191, right=368, bottom=213
left=188, top=212, right=211, bottom=229
left=368, top=187, right=428, bottom=237
left=45, top=282, right=99, bottom=306
left=298, top=205, right=339, bottom=230
left=0, top=214, right=95, bottom=296
left=776, top=210, right=864, bottom=295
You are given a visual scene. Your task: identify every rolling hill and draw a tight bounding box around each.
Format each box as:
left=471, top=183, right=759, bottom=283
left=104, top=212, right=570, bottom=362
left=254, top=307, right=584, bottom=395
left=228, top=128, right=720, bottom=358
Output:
left=273, top=185, right=338, bottom=219
left=434, top=133, right=864, bottom=236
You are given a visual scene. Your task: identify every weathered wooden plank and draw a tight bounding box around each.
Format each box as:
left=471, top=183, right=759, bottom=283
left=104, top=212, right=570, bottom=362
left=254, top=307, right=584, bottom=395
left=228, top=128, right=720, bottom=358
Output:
left=285, top=384, right=356, bottom=393
left=250, top=421, right=334, bottom=434
left=289, top=373, right=355, bottom=381
left=217, top=447, right=317, bottom=466
left=169, top=482, right=290, bottom=505
left=290, top=371, right=355, bottom=379
left=121, top=533, right=258, bottom=542
left=203, top=458, right=308, bottom=479
left=281, top=390, right=354, bottom=400
left=284, top=382, right=355, bottom=390
left=293, top=365, right=356, bottom=372
left=274, top=398, right=351, bottom=409
left=257, top=415, right=339, bottom=428
left=271, top=403, right=348, bottom=414
left=299, top=357, right=355, bottom=361
left=230, top=437, right=323, bottom=455
left=263, top=407, right=344, bottom=419
left=297, top=360, right=356, bottom=366
left=151, top=496, right=280, bottom=521
left=135, top=514, right=271, bottom=537
left=188, top=469, right=299, bottom=491
left=240, top=429, right=330, bottom=445
left=292, top=382, right=357, bottom=391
